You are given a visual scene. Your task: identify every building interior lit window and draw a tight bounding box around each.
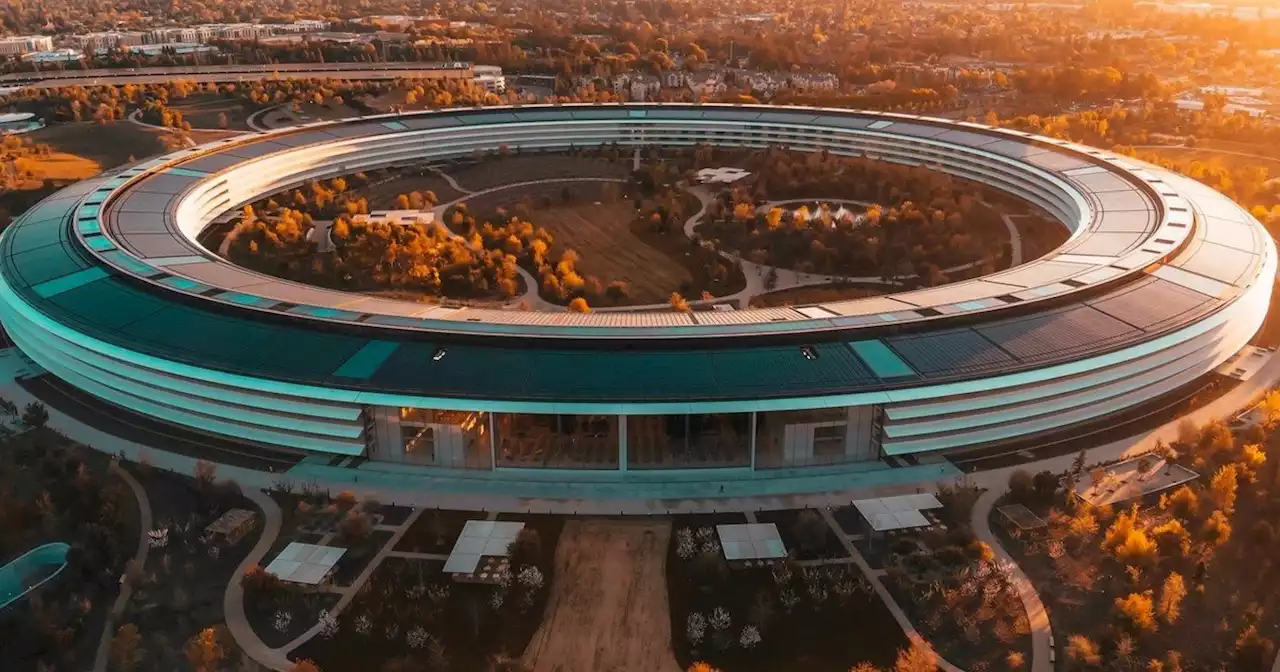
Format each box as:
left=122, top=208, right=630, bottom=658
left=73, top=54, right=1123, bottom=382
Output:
left=398, top=408, right=492, bottom=469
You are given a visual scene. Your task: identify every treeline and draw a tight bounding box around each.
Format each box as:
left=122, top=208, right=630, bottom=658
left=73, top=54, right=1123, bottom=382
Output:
left=226, top=198, right=524, bottom=302
left=699, top=149, right=1006, bottom=280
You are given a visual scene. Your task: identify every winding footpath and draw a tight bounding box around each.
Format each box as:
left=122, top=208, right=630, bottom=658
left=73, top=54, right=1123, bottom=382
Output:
left=91, top=461, right=153, bottom=672
left=222, top=488, right=290, bottom=671
left=971, top=489, right=1050, bottom=672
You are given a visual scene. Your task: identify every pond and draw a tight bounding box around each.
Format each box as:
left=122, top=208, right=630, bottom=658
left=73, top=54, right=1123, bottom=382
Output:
left=0, top=542, right=70, bottom=610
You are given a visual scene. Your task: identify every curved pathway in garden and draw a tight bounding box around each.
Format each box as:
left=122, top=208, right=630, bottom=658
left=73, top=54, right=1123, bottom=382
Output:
left=245, top=105, right=290, bottom=133
left=971, top=489, right=1051, bottom=672
left=91, top=461, right=153, bottom=672
left=1000, top=212, right=1024, bottom=267
left=597, top=187, right=902, bottom=313
left=223, top=488, right=291, bottom=671
left=427, top=166, right=475, bottom=196
left=127, top=108, right=247, bottom=137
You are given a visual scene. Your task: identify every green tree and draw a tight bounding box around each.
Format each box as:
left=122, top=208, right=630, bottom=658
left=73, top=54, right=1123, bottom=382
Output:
left=21, top=401, right=48, bottom=430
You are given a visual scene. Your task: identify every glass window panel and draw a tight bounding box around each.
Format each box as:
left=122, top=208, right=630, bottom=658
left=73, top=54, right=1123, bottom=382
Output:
left=396, top=408, right=491, bottom=469
left=626, top=413, right=750, bottom=469
left=495, top=413, right=618, bottom=470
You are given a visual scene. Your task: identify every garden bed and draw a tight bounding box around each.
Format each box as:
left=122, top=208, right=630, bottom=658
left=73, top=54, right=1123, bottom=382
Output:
left=666, top=515, right=907, bottom=671
left=394, top=508, right=476, bottom=554
left=247, top=590, right=342, bottom=649
left=755, top=509, right=848, bottom=561
left=290, top=554, right=548, bottom=670
left=330, top=530, right=394, bottom=587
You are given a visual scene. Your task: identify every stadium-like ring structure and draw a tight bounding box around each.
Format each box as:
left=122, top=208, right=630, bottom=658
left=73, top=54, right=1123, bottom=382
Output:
left=0, top=103, right=1273, bottom=483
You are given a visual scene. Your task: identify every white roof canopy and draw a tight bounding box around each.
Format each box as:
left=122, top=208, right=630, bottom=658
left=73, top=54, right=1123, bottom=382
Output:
left=265, top=542, right=346, bottom=585
left=443, top=520, right=525, bottom=574
left=716, top=523, right=786, bottom=560
left=852, top=493, right=943, bottom=532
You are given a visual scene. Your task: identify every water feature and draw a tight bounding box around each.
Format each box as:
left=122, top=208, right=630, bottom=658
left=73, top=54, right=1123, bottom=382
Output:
left=0, top=542, right=70, bottom=609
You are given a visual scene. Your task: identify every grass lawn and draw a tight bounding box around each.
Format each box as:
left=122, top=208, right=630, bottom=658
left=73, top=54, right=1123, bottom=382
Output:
left=356, top=168, right=466, bottom=208
left=11, top=152, right=100, bottom=187
left=170, top=94, right=255, bottom=131
left=526, top=199, right=695, bottom=305
left=748, top=283, right=888, bottom=308
left=1140, top=144, right=1280, bottom=171
left=26, top=122, right=167, bottom=171
left=445, top=154, right=631, bottom=192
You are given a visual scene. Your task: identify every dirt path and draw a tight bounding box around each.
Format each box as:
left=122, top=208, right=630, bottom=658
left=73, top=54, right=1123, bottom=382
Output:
left=522, top=519, right=682, bottom=672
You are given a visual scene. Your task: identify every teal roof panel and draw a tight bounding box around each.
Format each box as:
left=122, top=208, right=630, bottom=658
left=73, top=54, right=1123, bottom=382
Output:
left=849, top=340, right=916, bottom=379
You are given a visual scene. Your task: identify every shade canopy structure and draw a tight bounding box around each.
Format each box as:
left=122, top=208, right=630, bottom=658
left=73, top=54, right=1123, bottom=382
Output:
left=443, top=520, right=525, bottom=574
left=265, top=542, right=346, bottom=585
left=853, top=493, right=943, bottom=532
left=716, top=523, right=786, bottom=560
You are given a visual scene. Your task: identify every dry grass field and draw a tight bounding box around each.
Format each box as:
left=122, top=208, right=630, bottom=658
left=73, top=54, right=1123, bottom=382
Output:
left=748, top=283, right=887, bottom=308
left=27, top=122, right=167, bottom=170
left=447, top=155, right=631, bottom=191
left=171, top=94, right=256, bottom=130
left=528, top=201, right=693, bottom=304
left=1140, top=143, right=1280, bottom=170
left=357, top=170, right=466, bottom=207
left=521, top=519, right=681, bottom=672
left=11, top=152, right=100, bottom=187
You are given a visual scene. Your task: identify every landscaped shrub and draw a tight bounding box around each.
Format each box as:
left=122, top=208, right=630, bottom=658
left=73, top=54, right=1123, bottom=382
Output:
left=507, top=528, right=543, bottom=569
left=792, top=510, right=829, bottom=555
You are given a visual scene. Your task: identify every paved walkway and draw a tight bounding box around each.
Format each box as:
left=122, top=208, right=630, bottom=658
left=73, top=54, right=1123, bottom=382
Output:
left=127, top=108, right=246, bottom=137
left=245, top=105, right=285, bottom=133
left=1000, top=212, right=1024, bottom=266
left=91, top=461, right=153, bottom=672
left=819, top=508, right=964, bottom=672
left=223, top=488, right=289, bottom=671
left=972, top=489, right=1050, bottom=672
left=276, top=508, right=423, bottom=661
left=428, top=165, right=474, bottom=196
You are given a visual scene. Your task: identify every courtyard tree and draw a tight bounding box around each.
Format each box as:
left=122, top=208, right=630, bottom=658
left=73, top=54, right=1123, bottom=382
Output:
left=1157, top=572, right=1186, bottom=625
left=893, top=643, right=938, bottom=672
left=1114, top=592, right=1158, bottom=633
left=291, top=661, right=321, bottom=672
left=670, top=292, right=691, bottom=312
left=568, top=297, right=591, bottom=313
left=21, top=401, right=48, bottom=429
left=1065, top=634, right=1102, bottom=668
left=1209, top=464, right=1239, bottom=515
left=1201, top=510, right=1232, bottom=546
left=109, top=623, right=144, bottom=672
left=184, top=627, right=226, bottom=672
